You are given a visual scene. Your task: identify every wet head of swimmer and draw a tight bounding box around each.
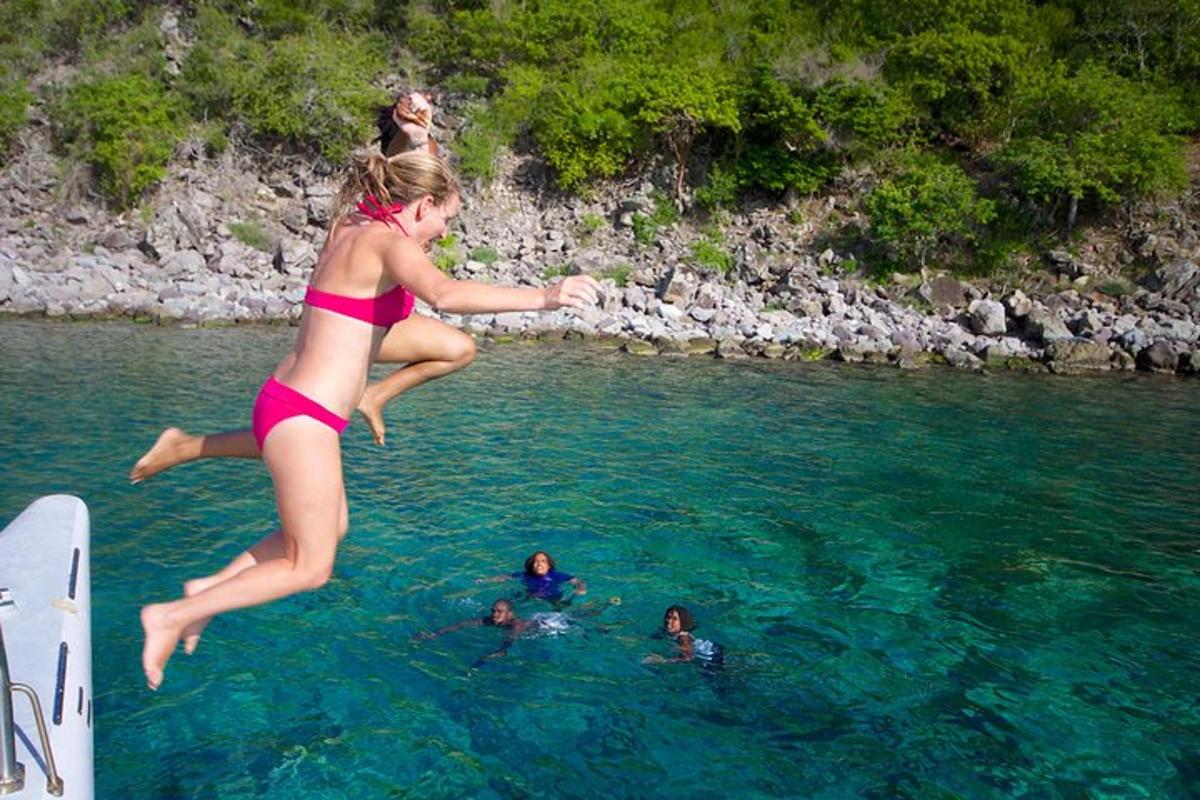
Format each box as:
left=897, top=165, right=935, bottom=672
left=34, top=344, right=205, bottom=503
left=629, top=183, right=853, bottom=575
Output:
left=524, top=551, right=555, bottom=578
left=664, top=605, right=695, bottom=636
left=490, top=599, right=516, bottom=626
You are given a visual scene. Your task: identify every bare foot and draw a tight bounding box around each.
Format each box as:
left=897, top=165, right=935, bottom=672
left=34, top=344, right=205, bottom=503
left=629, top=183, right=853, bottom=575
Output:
left=181, top=578, right=217, bottom=655
left=130, top=427, right=193, bottom=484
left=356, top=396, right=387, bottom=447
left=140, top=603, right=185, bottom=691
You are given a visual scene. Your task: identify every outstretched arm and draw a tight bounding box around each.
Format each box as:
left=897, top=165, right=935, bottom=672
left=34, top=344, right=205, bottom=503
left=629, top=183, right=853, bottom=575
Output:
left=413, top=617, right=483, bottom=641
left=567, top=577, right=588, bottom=596
left=383, top=238, right=599, bottom=315
left=475, top=574, right=513, bottom=585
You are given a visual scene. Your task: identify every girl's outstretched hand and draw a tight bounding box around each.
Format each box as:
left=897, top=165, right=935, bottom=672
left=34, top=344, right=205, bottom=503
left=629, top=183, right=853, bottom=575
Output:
left=544, top=275, right=600, bottom=310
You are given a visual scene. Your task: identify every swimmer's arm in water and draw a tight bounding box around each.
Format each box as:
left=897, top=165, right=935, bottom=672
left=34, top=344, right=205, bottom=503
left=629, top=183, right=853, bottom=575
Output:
left=384, top=237, right=599, bottom=315
left=567, top=577, right=588, bottom=596
left=474, top=573, right=513, bottom=585
left=413, top=617, right=483, bottom=641
left=642, top=633, right=694, bottom=664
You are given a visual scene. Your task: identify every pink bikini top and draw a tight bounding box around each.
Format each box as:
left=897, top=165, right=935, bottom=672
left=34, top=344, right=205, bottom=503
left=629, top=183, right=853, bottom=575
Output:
left=303, top=195, right=416, bottom=327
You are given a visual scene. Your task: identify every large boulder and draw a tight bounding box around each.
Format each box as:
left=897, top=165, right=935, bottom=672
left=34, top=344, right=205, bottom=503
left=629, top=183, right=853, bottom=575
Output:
left=919, top=275, right=970, bottom=310
left=659, top=267, right=697, bottom=306
left=967, top=298, right=1007, bottom=335
left=1024, top=306, right=1072, bottom=345
left=1145, top=260, right=1199, bottom=302
left=1045, top=339, right=1113, bottom=373
left=1136, top=340, right=1179, bottom=374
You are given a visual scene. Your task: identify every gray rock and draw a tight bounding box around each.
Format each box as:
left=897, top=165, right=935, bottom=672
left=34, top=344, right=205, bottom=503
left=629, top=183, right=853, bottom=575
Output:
left=572, top=248, right=607, bottom=274
left=623, top=285, right=649, bottom=312
left=659, top=268, right=697, bottom=306
left=1045, top=339, right=1113, bottom=372
left=160, top=249, right=206, bottom=277
left=1179, top=350, right=1200, bottom=375
left=77, top=273, right=114, bottom=303
left=1136, top=340, right=1179, bottom=373
left=1118, top=328, right=1149, bottom=352
left=943, top=348, right=983, bottom=370
left=1145, top=260, right=1198, bottom=301
left=967, top=298, right=1006, bottom=335
left=631, top=267, right=657, bottom=288
left=689, top=305, right=716, bottom=323
left=919, top=276, right=969, bottom=309
left=100, top=229, right=136, bottom=250
left=714, top=338, right=748, bottom=359
left=1070, top=309, right=1103, bottom=337
left=1024, top=307, right=1072, bottom=345
left=0, top=263, right=12, bottom=302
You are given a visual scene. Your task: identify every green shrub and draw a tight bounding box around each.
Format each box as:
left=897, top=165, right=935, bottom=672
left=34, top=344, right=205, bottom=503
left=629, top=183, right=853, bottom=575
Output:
left=864, top=150, right=995, bottom=268
left=543, top=263, right=572, bottom=279
left=631, top=213, right=657, bottom=246
left=581, top=212, right=606, bottom=232
left=0, top=79, right=31, bottom=159
left=694, top=161, right=739, bottom=211
left=691, top=238, right=732, bottom=274
left=54, top=72, right=182, bottom=208
left=469, top=245, right=499, bottom=264
left=996, top=61, right=1188, bottom=226
left=179, top=11, right=388, bottom=163
left=432, top=234, right=459, bottom=272
left=229, top=219, right=272, bottom=251
left=443, top=73, right=491, bottom=95
left=1096, top=276, right=1136, bottom=298
left=603, top=263, right=633, bottom=287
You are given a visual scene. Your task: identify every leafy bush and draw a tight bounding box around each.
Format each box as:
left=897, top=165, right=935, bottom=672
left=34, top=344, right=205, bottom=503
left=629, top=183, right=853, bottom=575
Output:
left=469, top=246, right=499, bottom=264
left=179, top=11, right=388, bottom=162
left=864, top=151, right=995, bottom=268
left=631, top=213, right=657, bottom=246
left=691, top=238, right=732, bottom=274
left=0, top=79, right=31, bottom=159
left=53, top=72, right=182, bottom=208
left=995, top=61, right=1188, bottom=226
left=442, top=73, right=490, bottom=95
left=229, top=219, right=272, bottom=251
left=694, top=161, right=739, bottom=211
left=580, top=212, right=606, bottom=232
left=603, top=263, right=633, bottom=287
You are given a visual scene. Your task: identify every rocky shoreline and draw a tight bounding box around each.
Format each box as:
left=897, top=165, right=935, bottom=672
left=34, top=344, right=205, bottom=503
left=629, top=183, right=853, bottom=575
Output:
left=2, top=127, right=1198, bottom=377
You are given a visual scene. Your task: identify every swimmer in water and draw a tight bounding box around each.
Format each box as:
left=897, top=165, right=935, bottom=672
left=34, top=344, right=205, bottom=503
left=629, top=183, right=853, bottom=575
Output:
left=477, top=550, right=587, bottom=604
left=642, top=605, right=724, bottom=666
left=416, top=596, right=618, bottom=667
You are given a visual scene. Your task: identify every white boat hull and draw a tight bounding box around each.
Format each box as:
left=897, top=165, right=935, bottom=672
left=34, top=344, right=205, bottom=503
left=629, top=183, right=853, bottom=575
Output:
left=1, top=495, right=93, bottom=800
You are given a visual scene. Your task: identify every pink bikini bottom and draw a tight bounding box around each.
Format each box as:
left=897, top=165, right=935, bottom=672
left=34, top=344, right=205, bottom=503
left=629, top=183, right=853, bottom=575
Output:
left=252, top=376, right=350, bottom=450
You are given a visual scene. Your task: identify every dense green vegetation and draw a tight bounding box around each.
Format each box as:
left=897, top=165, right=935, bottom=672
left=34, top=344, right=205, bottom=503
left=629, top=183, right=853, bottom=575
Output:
left=0, top=0, right=1195, bottom=269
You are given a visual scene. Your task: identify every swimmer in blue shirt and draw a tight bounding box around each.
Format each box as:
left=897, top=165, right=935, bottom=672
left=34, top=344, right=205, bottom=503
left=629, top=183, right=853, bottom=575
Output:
left=478, top=550, right=587, bottom=603
left=643, top=605, right=724, bottom=666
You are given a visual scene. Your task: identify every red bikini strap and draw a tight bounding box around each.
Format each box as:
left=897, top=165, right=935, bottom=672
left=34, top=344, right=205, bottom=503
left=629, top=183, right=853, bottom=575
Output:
left=356, top=194, right=406, bottom=228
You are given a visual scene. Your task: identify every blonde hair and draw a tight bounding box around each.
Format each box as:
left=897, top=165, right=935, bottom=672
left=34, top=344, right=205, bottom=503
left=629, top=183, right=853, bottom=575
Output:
left=329, top=150, right=460, bottom=232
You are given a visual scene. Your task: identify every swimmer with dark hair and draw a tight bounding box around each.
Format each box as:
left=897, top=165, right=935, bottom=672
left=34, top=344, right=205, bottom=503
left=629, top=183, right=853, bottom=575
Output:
left=477, top=550, right=587, bottom=603
left=643, top=605, right=724, bottom=666
left=415, top=596, right=619, bottom=667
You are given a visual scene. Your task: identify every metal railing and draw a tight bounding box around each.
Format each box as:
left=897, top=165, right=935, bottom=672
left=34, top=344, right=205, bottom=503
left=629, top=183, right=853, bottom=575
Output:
left=0, top=625, right=63, bottom=796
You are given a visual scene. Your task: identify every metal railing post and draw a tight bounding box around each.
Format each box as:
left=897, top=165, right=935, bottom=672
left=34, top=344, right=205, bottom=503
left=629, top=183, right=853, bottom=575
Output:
left=0, top=625, right=25, bottom=795
left=0, top=624, right=63, bottom=796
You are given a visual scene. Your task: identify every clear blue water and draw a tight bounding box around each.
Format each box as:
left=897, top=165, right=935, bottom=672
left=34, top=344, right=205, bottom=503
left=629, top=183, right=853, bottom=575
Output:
left=1, top=319, right=1198, bottom=799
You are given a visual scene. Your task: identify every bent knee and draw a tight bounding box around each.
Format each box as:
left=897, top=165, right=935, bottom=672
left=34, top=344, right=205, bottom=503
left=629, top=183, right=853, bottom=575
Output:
left=449, top=333, right=476, bottom=366
left=296, top=563, right=334, bottom=591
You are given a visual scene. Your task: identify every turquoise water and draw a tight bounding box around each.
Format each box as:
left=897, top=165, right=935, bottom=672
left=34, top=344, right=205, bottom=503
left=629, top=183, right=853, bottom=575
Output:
left=1, top=319, right=1198, bottom=799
